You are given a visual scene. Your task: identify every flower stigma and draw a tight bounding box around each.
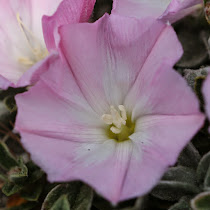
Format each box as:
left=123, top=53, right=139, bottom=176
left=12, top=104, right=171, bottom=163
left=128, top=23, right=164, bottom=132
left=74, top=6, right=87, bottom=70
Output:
left=102, top=105, right=135, bottom=142
left=16, top=13, right=48, bottom=68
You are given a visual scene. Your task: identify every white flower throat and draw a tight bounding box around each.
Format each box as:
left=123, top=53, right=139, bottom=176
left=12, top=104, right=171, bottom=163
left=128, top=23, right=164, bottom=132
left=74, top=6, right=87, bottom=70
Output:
left=102, top=105, right=127, bottom=134
left=102, top=105, right=135, bottom=142
left=16, top=13, right=48, bottom=68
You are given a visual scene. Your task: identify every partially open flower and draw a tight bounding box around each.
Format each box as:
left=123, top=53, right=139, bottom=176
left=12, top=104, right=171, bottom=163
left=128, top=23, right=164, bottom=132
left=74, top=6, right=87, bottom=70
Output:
left=112, top=0, right=202, bottom=23
left=202, top=73, right=210, bottom=131
left=0, top=0, right=95, bottom=88
left=15, top=15, right=204, bottom=204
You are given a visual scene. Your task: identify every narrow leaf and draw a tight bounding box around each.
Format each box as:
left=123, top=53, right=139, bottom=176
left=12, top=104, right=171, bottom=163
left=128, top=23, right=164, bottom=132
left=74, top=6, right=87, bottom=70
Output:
left=151, top=181, right=200, bottom=201
left=2, top=181, right=23, bottom=196
left=178, top=143, right=201, bottom=169
left=41, top=182, right=93, bottom=210
left=191, top=191, right=210, bottom=210
left=169, top=197, right=191, bottom=210
left=197, top=151, right=210, bottom=184
left=51, top=195, right=70, bottom=210
left=9, top=160, right=28, bottom=185
left=0, top=142, right=18, bottom=170
left=162, top=166, right=197, bottom=185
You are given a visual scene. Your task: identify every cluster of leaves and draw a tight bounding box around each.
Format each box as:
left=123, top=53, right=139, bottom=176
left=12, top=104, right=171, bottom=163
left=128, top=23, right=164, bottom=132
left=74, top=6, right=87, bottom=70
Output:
left=0, top=1, right=210, bottom=210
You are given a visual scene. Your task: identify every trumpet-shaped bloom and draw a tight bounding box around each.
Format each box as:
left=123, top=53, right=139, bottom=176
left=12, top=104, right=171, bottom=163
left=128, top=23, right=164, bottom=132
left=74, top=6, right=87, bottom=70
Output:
left=0, top=0, right=95, bottom=89
left=112, top=0, right=202, bottom=23
left=15, top=15, right=204, bottom=203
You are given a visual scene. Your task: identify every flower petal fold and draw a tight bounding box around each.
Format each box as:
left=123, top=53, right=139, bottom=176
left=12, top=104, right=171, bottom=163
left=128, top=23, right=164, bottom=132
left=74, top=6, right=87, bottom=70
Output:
left=42, top=0, right=96, bottom=51
left=112, top=0, right=202, bottom=23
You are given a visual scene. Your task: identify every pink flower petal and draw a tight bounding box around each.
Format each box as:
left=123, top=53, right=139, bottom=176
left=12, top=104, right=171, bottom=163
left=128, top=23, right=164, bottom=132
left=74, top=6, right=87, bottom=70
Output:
left=59, top=15, right=178, bottom=114
left=42, top=0, right=96, bottom=51
left=120, top=113, right=204, bottom=201
left=17, top=53, right=58, bottom=87
left=112, top=0, right=202, bottom=23
left=19, top=132, right=134, bottom=204
left=15, top=56, right=102, bottom=141
left=30, top=0, right=62, bottom=40
left=125, top=62, right=201, bottom=120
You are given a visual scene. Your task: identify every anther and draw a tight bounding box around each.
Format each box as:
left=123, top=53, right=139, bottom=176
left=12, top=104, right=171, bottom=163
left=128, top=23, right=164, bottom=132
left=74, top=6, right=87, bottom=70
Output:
left=102, top=105, right=128, bottom=134
left=101, top=114, right=113, bottom=125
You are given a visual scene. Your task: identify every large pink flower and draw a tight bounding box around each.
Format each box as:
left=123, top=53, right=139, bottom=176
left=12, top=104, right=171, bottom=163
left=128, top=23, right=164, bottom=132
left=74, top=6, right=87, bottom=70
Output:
left=0, top=0, right=95, bottom=89
left=15, top=15, right=204, bottom=204
left=112, top=0, right=202, bottom=23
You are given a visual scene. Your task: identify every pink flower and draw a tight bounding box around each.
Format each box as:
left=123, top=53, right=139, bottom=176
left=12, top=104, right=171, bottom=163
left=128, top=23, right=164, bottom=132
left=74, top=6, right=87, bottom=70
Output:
left=112, top=0, right=202, bottom=23
left=203, top=73, right=210, bottom=131
left=0, top=0, right=95, bottom=89
left=15, top=15, right=204, bottom=204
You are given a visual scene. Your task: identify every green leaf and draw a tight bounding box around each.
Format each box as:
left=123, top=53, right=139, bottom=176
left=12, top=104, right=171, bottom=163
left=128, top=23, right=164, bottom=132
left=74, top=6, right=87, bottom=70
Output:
left=191, top=191, right=210, bottom=210
left=2, top=181, right=23, bottom=196
left=197, top=151, right=210, bottom=184
left=162, top=166, right=197, bottom=185
left=204, top=164, right=210, bottom=190
left=151, top=181, right=200, bottom=201
left=20, top=179, right=44, bottom=201
left=169, top=197, right=192, bottom=210
left=0, top=173, right=7, bottom=181
left=9, top=160, right=28, bottom=185
left=0, top=142, right=18, bottom=170
left=7, top=201, right=38, bottom=210
left=174, top=14, right=209, bottom=69
left=41, top=182, right=93, bottom=210
left=51, top=195, right=70, bottom=210
left=3, top=95, right=17, bottom=113
left=25, top=161, right=44, bottom=184
left=178, top=143, right=201, bottom=169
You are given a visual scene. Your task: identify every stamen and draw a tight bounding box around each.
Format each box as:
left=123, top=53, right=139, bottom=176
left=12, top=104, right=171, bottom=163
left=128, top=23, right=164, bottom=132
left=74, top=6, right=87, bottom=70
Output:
left=110, top=126, right=121, bottom=134
left=16, top=13, right=48, bottom=67
left=101, top=114, right=113, bottom=125
left=118, top=105, right=127, bottom=121
left=102, top=105, right=127, bottom=134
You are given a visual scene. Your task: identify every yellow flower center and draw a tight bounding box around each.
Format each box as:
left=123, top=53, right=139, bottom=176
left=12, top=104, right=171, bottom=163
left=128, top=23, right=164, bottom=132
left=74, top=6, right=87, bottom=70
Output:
left=16, top=13, right=48, bottom=68
left=102, top=105, right=135, bottom=142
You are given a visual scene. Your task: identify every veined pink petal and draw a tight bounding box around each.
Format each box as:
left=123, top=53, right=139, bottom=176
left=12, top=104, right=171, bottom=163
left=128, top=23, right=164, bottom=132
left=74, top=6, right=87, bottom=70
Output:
left=30, top=0, right=62, bottom=41
left=125, top=62, right=201, bottom=120
left=19, top=132, right=134, bottom=204
left=0, top=75, right=14, bottom=89
left=42, top=0, right=96, bottom=51
left=112, top=0, right=202, bottom=23
left=121, top=113, right=204, bottom=201
left=202, top=73, right=210, bottom=131
left=59, top=15, right=180, bottom=114
left=17, top=53, right=58, bottom=87
left=15, top=56, right=102, bottom=142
